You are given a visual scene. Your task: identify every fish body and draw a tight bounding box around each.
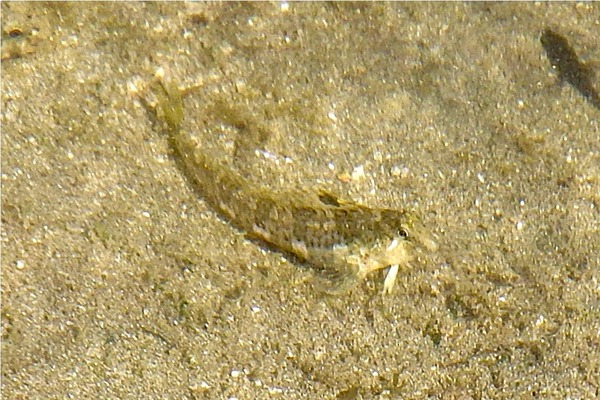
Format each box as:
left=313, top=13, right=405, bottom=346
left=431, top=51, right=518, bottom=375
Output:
left=150, top=76, right=434, bottom=293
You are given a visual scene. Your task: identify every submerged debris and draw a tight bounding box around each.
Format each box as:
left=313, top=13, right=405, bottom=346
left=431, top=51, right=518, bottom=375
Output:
left=541, top=28, right=600, bottom=110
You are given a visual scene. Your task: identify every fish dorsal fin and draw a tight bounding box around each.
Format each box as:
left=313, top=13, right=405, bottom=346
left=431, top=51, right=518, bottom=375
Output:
left=316, top=189, right=363, bottom=209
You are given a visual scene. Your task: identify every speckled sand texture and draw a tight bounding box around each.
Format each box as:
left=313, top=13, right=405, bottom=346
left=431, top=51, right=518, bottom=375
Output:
left=2, top=3, right=599, bottom=399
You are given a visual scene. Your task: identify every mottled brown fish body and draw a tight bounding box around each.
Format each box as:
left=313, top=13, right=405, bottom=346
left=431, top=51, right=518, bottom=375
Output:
left=174, top=130, right=412, bottom=270
left=149, top=75, right=433, bottom=293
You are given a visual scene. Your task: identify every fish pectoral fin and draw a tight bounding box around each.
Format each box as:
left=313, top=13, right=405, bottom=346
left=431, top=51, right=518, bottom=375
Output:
left=310, top=261, right=360, bottom=295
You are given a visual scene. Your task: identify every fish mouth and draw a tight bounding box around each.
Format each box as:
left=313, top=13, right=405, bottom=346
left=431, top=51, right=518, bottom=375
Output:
left=353, top=236, right=414, bottom=294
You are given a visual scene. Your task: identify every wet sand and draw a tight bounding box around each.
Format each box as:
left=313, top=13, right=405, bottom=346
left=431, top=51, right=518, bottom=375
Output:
left=2, top=3, right=599, bottom=398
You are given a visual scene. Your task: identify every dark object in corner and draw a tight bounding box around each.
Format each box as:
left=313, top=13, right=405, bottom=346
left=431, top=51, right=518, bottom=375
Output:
left=540, top=28, right=600, bottom=110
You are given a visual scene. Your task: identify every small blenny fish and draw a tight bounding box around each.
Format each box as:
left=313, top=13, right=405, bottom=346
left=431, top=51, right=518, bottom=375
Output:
left=540, top=28, right=600, bottom=110
left=147, top=74, right=436, bottom=294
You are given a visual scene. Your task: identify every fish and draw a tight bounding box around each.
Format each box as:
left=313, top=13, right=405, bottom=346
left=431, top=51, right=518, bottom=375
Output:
left=540, top=28, right=600, bottom=110
left=146, top=74, right=436, bottom=294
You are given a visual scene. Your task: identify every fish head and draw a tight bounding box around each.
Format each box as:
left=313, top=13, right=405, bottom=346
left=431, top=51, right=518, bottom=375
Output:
left=351, top=210, right=437, bottom=293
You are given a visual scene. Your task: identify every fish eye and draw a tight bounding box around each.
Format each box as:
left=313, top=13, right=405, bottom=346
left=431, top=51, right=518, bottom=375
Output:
left=8, top=28, right=23, bottom=38
left=398, top=228, right=409, bottom=239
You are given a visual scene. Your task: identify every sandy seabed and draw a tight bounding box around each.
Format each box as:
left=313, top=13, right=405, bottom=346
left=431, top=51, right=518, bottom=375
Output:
left=2, top=3, right=599, bottom=399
